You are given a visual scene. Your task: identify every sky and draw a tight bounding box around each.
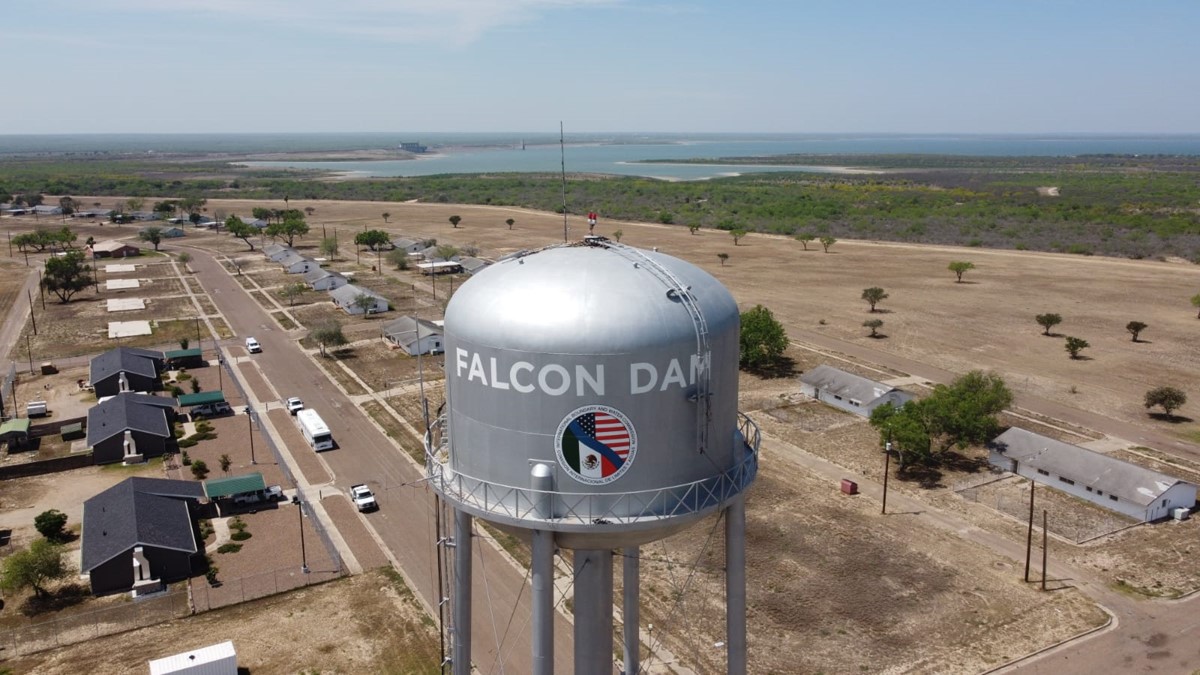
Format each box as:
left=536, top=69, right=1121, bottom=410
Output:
left=3, top=0, right=1199, bottom=134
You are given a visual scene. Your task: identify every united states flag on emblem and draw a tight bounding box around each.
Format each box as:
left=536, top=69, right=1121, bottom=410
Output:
left=562, top=411, right=631, bottom=481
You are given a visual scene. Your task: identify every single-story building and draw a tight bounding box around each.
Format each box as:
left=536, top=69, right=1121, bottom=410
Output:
left=129, top=211, right=160, bottom=222
left=277, top=251, right=319, bottom=275
left=457, top=256, right=491, bottom=275
left=263, top=243, right=293, bottom=261
left=74, top=208, right=114, bottom=219
left=163, top=347, right=204, bottom=369
left=32, top=205, right=63, bottom=216
left=798, top=364, right=915, bottom=417
left=330, top=284, right=389, bottom=315
left=382, top=316, right=444, bottom=355
left=304, top=268, right=349, bottom=291
left=81, top=477, right=205, bottom=596
left=92, top=240, right=142, bottom=258
left=91, top=347, right=164, bottom=397
left=988, top=427, right=1198, bottom=522
left=86, top=393, right=178, bottom=465
left=0, top=418, right=31, bottom=450
left=416, top=245, right=442, bottom=261
left=416, top=260, right=463, bottom=275
left=3, top=207, right=28, bottom=216
left=159, top=226, right=186, bottom=238
left=390, top=238, right=426, bottom=254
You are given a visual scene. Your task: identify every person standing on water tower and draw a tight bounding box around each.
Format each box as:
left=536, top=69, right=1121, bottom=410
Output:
left=587, top=211, right=598, bottom=234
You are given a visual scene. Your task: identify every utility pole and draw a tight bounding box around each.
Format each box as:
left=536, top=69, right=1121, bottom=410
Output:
left=881, top=441, right=892, bottom=515
left=297, top=499, right=309, bottom=573
left=26, top=334, right=34, bottom=374
left=246, top=406, right=256, bottom=464
left=1024, top=480, right=1036, bottom=582
left=38, top=270, right=45, bottom=310
left=27, top=290, right=37, bottom=335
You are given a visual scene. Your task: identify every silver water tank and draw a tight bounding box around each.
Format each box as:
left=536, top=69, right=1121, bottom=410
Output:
left=428, top=241, right=757, bottom=549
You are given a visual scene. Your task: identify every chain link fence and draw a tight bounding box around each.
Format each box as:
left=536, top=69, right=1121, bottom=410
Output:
left=958, top=478, right=1140, bottom=543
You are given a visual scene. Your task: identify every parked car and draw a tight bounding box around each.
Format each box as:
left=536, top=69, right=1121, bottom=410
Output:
left=191, top=401, right=233, bottom=418
left=350, top=484, right=378, bottom=512
left=245, top=337, right=261, bottom=353
left=232, top=485, right=285, bottom=506
left=286, top=397, right=304, bottom=415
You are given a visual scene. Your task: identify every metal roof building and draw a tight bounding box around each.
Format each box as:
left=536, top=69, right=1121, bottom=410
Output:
left=798, top=364, right=914, bottom=417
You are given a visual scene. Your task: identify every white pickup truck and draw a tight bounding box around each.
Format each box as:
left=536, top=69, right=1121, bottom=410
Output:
left=350, top=484, right=378, bottom=512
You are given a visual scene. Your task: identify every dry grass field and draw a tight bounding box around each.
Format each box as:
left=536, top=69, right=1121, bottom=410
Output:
left=5, top=197, right=1200, bottom=672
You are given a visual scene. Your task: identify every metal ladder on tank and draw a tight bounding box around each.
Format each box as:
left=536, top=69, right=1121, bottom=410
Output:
left=604, top=242, right=713, bottom=454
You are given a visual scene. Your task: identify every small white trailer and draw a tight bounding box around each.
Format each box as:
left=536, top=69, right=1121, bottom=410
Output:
left=148, top=640, right=237, bottom=675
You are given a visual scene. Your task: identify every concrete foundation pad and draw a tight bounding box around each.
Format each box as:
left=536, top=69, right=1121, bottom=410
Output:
left=108, top=320, right=152, bottom=338
left=105, top=264, right=137, bottom=273
left=105, top=279, right=140, bottom=290
left=106, top=298, right=146, bottom=312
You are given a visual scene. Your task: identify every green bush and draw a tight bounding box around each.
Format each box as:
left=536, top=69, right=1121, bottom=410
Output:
left=230, top=531, right=252, bottom=541
left=190, top=460, right=209, bottom=480
left=217, top=543, right=242, bottom=554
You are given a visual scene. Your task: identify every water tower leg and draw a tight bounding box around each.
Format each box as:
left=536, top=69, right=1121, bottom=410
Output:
left=622, top=546, right=640, bottom=675
left=453, top=509, right=473, bottom=675
left=574, top=548, right=614, bottom=675
left=532, top=529, right=556, bottom=675
left=726, top=495, right=747, bottom=675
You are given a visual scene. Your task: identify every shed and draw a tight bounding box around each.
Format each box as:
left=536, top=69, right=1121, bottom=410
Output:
left=204, top=472, right=266, bottom=500
left=0, top=418, right=31, bottom=448
left=163, top=347, right=204, bottom=368
left=176, top=391, right=226, bottom=408
left=148, top=640, right=237, bottom=675
left=798, top=365, right=914, bottom=417
left=416, top=260, right=463, bottom=275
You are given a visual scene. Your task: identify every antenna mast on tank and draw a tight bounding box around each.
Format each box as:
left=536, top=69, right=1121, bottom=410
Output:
left=560, top=122, right=569, bottom=242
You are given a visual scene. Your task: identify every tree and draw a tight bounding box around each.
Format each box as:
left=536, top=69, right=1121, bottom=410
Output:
left=730, top=228, right=747, bottom=246
left=311, top=320, right=347, bottom=357
left=863, top=318, right=883, bottom=337
left=218, top=454, right=232, bottom=475
left=126, top=196, right=145, bottom=214
left=34, top=509, right=69, bottom=541
left=266, top=215, right=309, bottom=246
left=52, top=226, right=77, bottom=251
left=1144, top=386, right=1187, bottom=416
left=688, top=224, right=701, bottom=235
left=355, top=229, right=391, bottom=251
left=191, top=459, right=209, bottom=480
left=305, top=206, right=316, bottom=217
left=179, top=196, right=206, bottom=219
left=152, top=200, right=177, bottom=220
left=819, top=236, right=837, bottom=253
left=1035, top=313, right=1062, bottom=335
left=179, top=337, right=190, bottom=350
left=225, top=216, right=257, bottom=250
left=177, top=251, right=192, bottom=265
left=739, top=304, right=788, bottom=370
left=279, top=282, right=307, bottom=307
left=139, top=226, right=163, bottom=251
left=448, top=215, right=462, bottom=229
left=1126, top=321, right=1148, bottom=342
left=42, top=251, right=95, bottom=303
left=924, top=371, right=1013, bottom=451
left=435, top=244, right=460, bottom=262
left=717, top=253, right=729, bottom=266
left=320, top=237, right=339, bottom=259
left=1192, top=293, right=1200, bottom=319
left=351, top=293, right=379, bottom=315
left=869, top=402, right=932, bottom=469
left=58, top=196, right=77, bottom=216
left=252, top=207, right=273, bottom=223
left=796, top=233, right=816, bottom=250
left=381, top=212, right=391, bottom=223
left=387, top=248, right=410, bottom=270
left=1065, top=336, right=1089, bottom=359
left=612, top=229, right=624, bottom=242
left=948, top=261, right=975, bottom=282
left=861, top=287, right=888, bottom=312
left=0, top=539, right=70, bottom=599
left=506, top=218, right=515, bottom=230
left=190, top=378, right=202, bottom=393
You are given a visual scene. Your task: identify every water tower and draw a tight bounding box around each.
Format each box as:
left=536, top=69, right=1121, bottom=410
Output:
left=426, top=238, right=759, bottom=674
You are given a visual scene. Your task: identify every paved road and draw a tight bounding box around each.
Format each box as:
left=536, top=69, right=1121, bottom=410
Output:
left=185, top=247, right=579, bottom=674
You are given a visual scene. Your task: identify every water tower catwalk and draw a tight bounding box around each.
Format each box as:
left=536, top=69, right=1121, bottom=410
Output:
left=426, top=238, right=760, bottom=674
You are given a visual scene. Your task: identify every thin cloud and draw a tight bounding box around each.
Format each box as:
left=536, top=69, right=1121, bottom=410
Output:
left=97, top=0, right=623, bottom=45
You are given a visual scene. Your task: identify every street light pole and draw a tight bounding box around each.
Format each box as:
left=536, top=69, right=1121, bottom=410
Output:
left=298, top=499, right=309, bottom=573
left=881, top=441, right=891, bottom=515
left=246, top=406, right=256, bottom=465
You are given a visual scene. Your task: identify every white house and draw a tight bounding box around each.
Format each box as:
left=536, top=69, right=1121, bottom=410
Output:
left=390, top=238, right=425, bottom=254
left=263, top=243, right=293, bottom=262
left=382, top=316, right=444, bottom=355
left=988, top=427, right=1197, bottom=522
left=457, top=257, right=491, bottom=275
left=304, top=268, right=349, bottom=291
left=798, top=364, right=915, bottom=417
left=277, top=252, right=318, bottom=275
left=330, top=284, right=389, bottom=315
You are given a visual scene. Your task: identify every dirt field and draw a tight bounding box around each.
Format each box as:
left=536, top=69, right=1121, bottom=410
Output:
left=3, top=568, right=441, bottom=674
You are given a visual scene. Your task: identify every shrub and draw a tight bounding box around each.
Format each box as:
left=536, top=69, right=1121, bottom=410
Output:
left=217, top=543, right=242, bottom=554
left=190, top=460, right=209, bottom=480
left=230, top=531, right=252, bottom=542
left=34, top=509, right=69, bottom=541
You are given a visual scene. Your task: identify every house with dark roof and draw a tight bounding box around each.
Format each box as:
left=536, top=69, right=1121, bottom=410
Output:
left=92, top=239, right=142, bottom=258
left=81, top=477, right=205, bottom=595
left=330, top=284, right=389, bottom=315
left=91, top=347, right=164, bottom=397
left=382, top=316, right=444, bottom=355
left=799, top=364, right=915, bottom=417
left=457, top=256, right=491, bottom=275
left=304, top=268, right=349, bottom=291
left=86, top=393, right=178, bottom=465
left=988, top=427, right=1197, bottom=522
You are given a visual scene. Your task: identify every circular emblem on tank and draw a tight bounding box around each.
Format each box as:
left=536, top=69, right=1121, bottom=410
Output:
left=554, top=405, right=638, bottom=485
